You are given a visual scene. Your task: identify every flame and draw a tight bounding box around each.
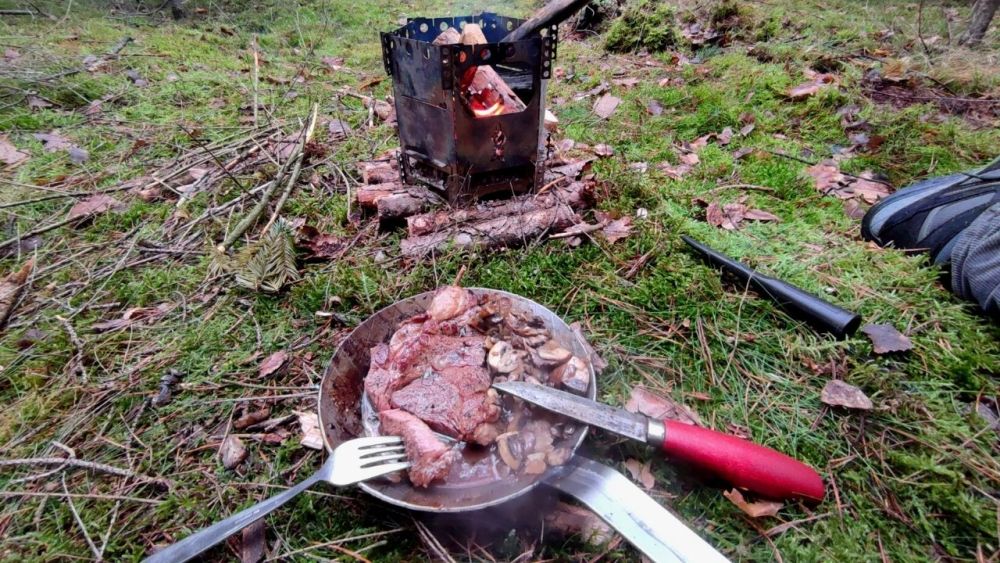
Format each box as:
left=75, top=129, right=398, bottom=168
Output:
left=471, top=98, right=504, bottom=118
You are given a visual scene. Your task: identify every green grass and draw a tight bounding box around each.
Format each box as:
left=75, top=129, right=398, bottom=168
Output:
left=0, top=0, right=998, bottom=561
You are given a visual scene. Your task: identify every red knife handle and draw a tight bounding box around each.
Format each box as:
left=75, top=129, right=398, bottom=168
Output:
left=656, top=420, right=825, bottom=502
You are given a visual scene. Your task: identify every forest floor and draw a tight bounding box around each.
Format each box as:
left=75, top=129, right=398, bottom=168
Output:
left=0, top=0, right=998, bottom=561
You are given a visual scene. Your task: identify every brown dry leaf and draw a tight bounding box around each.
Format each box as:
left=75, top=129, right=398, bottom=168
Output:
left=297, top=225, right=344, bottom=260
left=27, top=96, right=53, bottom=111
left=881, top=59, right=909, bottom=82
left=688, top=135, right=711, bottom=151
left=743, top=208, right=781, bottom=223
left=66, top=194, right=123, bottom=222
left=259, top=351, right=289, bottom=378
left=234, top=408, right=272, bottom=430
left=706, top=202, right=776, bottom=230
left=625, top=385, right=702, bottom=426
left=372, top=99, right=395, bottom=123
left=220, top=435, right=247, bottom=469
left=593, top=94, right=622, bottom=119
left=602, top=217, right=633, bottom=243
left=91, top=304, right=170, bottom=332
left=732, top=147, right=753, bottom=160
left=850, top=173, right=891, bottom=203
left=820, top=380, right=874, bottom=410
left=550, top=158, right=594, bottom=180
left=787, top=81, right=822, bottom=100
left=717, top=127, right=734, bottom=145
left=624, top=459, right=656, bottom=489
left=844, top=199, right=866, bottom=220
left=613, top=77, right=640, bottom=88
left=296, top=410, right=324, bottom=450
left=739, top=123, right=755, bottom=136
left=321, top=56, right=344, bottom=72
left=658, top=162, right=692, bottom=180
left=862, top=323, right=913, bottom=354
left=0, top=258, right=34, bottom=329
left=33, top=131, right=74, bottom=152
left=646, top=100, right=664, bottom=116
left=806, top=160, right=845, bottom=194
left=724, top=489, right=783, bottom=518
left=679, top=152, right=700, bottom=166
left=592, top=143, right=614, bottom=157
left=241, top=519, right=266, bottom=563
left=0, top=136, right=30, bottom=166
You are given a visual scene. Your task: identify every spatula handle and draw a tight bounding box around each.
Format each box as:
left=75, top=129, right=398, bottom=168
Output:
left=658, top=420, right=825, bottom=502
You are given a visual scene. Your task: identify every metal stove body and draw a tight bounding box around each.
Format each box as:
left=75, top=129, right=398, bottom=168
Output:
left=381, top=13, right=556, bottom=202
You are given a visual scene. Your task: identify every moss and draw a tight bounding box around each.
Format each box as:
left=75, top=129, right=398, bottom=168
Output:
left=605, top=0, right=678, bottom=53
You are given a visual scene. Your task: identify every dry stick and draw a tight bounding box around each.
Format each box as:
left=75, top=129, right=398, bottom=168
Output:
left=251, top=35, right=260, bottom=128
left=0, top=184, right=137, bottom=209
left=55, top=315, right=87, bottom=382
left=219, top=105, right=317, bottom=251
left=0, top=490, right=160, bottom=504
left=260, top=105, right=318, bottom=232
left=0, top=456, right=154, bottom=481
left=61, top=474, right=102, bottom=560
left=0, top=212, right=78, bottom=252
left=40, top=36, right=133, bottom=82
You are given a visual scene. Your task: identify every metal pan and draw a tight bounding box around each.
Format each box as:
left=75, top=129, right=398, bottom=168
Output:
left=318, top=287, right=596, bottom=511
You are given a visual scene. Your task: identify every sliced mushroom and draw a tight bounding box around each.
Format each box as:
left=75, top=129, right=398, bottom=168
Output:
left=487, top=340, right=519, bottom=373
left=523, top=452, right=548, bottom=474
left=496, top=432, right=522, bottom=471
left=551, top=356, right=590, bottom=394
left=536, top=340, right=572, bottom=365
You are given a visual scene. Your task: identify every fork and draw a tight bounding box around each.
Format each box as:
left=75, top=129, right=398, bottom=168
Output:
left=145, top=436, right=409, bottom=563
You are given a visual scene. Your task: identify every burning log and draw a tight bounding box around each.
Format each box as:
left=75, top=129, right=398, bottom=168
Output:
left=457, top=24, right=526, bottom=117
left=399, top=181, right=592, bottom=257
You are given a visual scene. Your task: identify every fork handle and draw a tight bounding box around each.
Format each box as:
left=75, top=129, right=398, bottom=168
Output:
left=144, top=460, right=329, bottom=563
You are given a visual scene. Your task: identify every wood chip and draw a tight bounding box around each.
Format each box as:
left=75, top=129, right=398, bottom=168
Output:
left=820, top=379, right=874, bottom=410
left=861, top=323, right=913, bottom=354
left=724, top=488, right=783, bottom=517
left=296, top=411, right=324, bottom=450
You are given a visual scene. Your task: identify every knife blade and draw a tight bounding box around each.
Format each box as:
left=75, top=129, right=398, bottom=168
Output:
left=493, top=381, right=826, bottom=502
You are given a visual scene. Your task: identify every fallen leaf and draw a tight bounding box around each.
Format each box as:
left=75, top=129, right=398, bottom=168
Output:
left=83, top=100, right=103, bottom=117
left=625, top=385, right=702, bottom=426
left=3, top=48, right=20, bottom=62
left=124, top=69, right=148, bottom=87
left=743, top=208, right=781, bottom=222
left=629, top=162, right=649, bottom=173
left=881, top=59, right=908, bottom=82
left=241, top=519, right=266, bottom=563
left=724, top=489, right=783, bottom=518
left=688, top=135, right=711, bottom=151
left=33, top=131, right=74, bottom=152
left=844, top=199, right=867, bottom=220
left=0, top=136, right=30, bottom=166
left=592, top=143, right=614, bottom=157
left=732, top=147, right=753, bottom=160
left=327, top=119, right=352, bottom=141
left=593, top=94, right=621, bottom=119
left=550, top=158, right=594, bottom=180
left=849, top=173, right=891, bottom=203
left=657, top=161, right=693, bottom=180
left=679, top=152, right=700, bottom=166
left=0, top=258, right=34, bottom=329
left=259, top=350, right=289, bottom=378
left=574, top=82, right=610, bottom=101
left=220, top=435, right=247, bottom=469
left=706, top=202, right=743, bottom=230
left=235, top=408, right=273, bottom=430
left=717, top=127, right=733, bottom=145
left=646, top=100, right=664, bottom=116
left=602, top=216, right=633, bottom=243
left=613, top=77, right=640, bottom=88
left=806, top=160, right=845, bottom=194
left=821, top=379, right=874, bottom=410
left=296, top=225, right=344, bottom=259
left=321, top=56, right=344, bottom=72
left=372, top=99, right=395, bottom=123
left=27, top=96, right=53, bottom=110
left=862, top=323, right=913, bottom=354
left=787, top=73, right=837, bottom=100
left=67, top=146, right=89, bottom=164
left=66, top=194, right=123, bottom=222
left=296, top=411, right=324, bottom=450
left=739, top=123, right=755, bottom=137
left=91, top=304, right=170, bottom=332
left=624, top=459, right=656, bottom=489
left=151, top=369, right=183, bottom=407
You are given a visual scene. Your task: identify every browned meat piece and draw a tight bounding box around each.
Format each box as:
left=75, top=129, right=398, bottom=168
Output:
left=380, top=408, right=459, bottom=487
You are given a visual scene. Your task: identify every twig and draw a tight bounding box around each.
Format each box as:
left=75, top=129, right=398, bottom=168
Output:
left=0, top=184, right=136, bottom=209
left=916, top=0, right=931, bottom=57
left=0, top=490, right=161, bottom=504
left=413, top=519, right=457, bottom=563
left=261, top=103, right=319, bottom=233
left=56, top=315, right=87, bottom=382
left=0, top=456, right=155, bottom=481
left=0, top=212, right=80, bottom=252
left=39, top=36, right=133, bottom=82
left=251, top=35, right=260, bottom=128
left=62, top=474, right=102, bottom=560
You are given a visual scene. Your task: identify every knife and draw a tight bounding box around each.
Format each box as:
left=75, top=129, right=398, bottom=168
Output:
left=494, top=381, right=825, bottom=502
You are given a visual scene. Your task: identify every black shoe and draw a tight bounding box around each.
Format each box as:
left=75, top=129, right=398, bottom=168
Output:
left=861, top=157, right=1000, bottom=265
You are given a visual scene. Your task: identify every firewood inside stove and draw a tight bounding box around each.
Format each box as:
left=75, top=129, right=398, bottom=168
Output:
left=432, top=24, right=526, bottom=117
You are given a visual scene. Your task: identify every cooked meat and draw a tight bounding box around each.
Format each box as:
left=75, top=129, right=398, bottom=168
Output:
left=379, top=409, right=459, bottom=487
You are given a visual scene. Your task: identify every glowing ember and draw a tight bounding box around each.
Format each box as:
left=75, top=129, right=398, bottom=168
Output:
left=471, top=98, right=504, bottom=117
